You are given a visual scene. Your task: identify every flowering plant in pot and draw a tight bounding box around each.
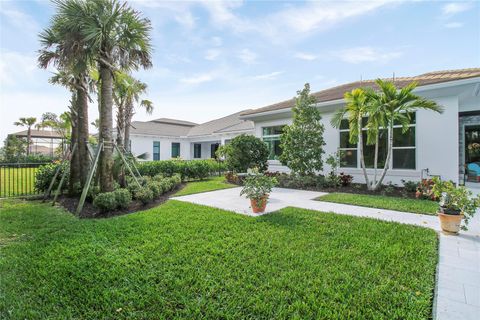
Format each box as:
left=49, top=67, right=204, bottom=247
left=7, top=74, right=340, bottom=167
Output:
left=240, top=169, right=277, bottom=213
left=431, top=177, right=480, bottom=233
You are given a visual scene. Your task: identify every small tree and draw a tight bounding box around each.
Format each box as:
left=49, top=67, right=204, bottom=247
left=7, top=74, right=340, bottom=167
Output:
left=279, top=83, right=325, bottom=176
left=0, top=135, right=27, bottom=162
left=217, top=134, right=269, bottom=173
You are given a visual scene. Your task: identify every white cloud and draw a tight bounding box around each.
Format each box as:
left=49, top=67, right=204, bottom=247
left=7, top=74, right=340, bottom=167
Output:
left=336, top=47, right=402, bottom=64
left=180, top=73, right=215, bottom=85
left=211, top=36, right=223, bottom=47
left=445, top=22, right=464, bottom=28
left=0, top=51, right=42, bottom=88
left=0, top=4, right=39, bottom=32
left=174, top=11, right=196, bottom=29
left=294, top=52, right=317, bottom=61
left=442, top=2, right=472, bottom=15
left=238, top=49, right=257, bottom=64
left=252, top=71, right=284, bottom=80
left=204, top=49, right=221, bottom=61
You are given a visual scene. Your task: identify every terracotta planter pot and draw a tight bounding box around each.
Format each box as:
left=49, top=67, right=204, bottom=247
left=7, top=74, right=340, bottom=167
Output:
left=438, top=212, right=464, bottom=234
left=250, top=195, right=268, bottom=213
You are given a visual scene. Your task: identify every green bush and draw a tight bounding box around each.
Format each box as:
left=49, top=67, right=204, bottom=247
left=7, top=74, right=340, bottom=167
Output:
left=147, top=182, right=162, bottom=198
left=216, top=134, right=268, bottom=173
left=135, top=187, right=154, bottom=205
left=113, top=188, right=132, bottom=209
left=86, top=185, right=100, bottom=202
left=137, top=159, right=224, bottom=181
left=93, top=192, right=117, bottom=212
left=34, top=163, right=69, bottom=192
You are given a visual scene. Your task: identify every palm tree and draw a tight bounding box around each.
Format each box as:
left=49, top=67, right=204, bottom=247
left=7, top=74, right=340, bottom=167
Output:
left=14, top=117, right=37, bottom=155
left=113, top=72, right=153, bottom=151
left=367, top=80, right=443, bottom=190
left=331, top=89, right=371, bottom=188
left=52, top=0, right=152, bottom=192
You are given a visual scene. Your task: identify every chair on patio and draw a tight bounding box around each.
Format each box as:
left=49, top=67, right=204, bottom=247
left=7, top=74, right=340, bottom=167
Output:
left=467, top=162, right=480, bottom=182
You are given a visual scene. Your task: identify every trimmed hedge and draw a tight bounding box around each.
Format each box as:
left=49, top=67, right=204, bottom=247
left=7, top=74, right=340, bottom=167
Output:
left=34, top=163, right=69, bottom=192
left=137, top=159, right=226, bottom=181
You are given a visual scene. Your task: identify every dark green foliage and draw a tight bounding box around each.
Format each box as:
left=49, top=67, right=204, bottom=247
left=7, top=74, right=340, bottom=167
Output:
left=280, top=83, right=325, bottom=175
left=137, top=159, right=225, bottom=181
left=86, top=185, right=100, bottom=202
left=147, top=182, right=162, bottom=198
left=93, top=192, right=117, bottom=212
left=113, top=188, right=132, bottom=209
left=135, top=187, right=154, bottom=204
left=216, top=134, right=269, bottom=173
left=0, top=200, right=437, bottom=319
left=402, top=179, right=419, bottom=193
left=34, top=163, right=69, bottom=192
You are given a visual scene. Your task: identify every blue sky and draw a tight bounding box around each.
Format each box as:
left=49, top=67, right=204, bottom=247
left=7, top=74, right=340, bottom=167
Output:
left=0, top=0, right=479, bottom=141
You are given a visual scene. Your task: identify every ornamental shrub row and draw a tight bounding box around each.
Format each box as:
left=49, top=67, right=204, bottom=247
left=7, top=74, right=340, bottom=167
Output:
left=34, top=162, right=69, bottom=192
left=137, top=159, right=226, bottom=181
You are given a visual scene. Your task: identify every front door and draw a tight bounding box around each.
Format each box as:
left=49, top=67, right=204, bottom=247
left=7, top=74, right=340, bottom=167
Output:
left=465, top=125, right=480, bottom=182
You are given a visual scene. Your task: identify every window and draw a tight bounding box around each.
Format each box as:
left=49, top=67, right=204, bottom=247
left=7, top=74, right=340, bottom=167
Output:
left=171, top=142, right=180, bottom=158
left=338, top=113, right=416, bottom=170
left=210, top=143, right=220, bottom=158
left=262, top=125, right=284, bottom=160
left=339, top=120, right=357, bottom=167
left=194, top=143, right=202, bottom=159
left=153, top=141, right=160, bottom=160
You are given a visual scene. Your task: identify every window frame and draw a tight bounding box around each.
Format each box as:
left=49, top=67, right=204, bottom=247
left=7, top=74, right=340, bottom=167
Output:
left=153, top=141, right=160, bottom=161
left=171, top=142, right=180, bottom=158
left=193, top=143, right=202, bottom=159
left=262, top=125, right=285, bottom=160
left=338, top=112, right=417, bottom=171
left=338, top=120, right=359, bottom=168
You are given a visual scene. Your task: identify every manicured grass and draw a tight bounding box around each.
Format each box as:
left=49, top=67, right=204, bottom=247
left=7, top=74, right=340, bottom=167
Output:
left=0, top=167, right=38, bottom=197
left=175, top=175, right=236, bottom=196
left=316, top=192, right=438, bottom=215
left=0, top=200, right=437, bottom=319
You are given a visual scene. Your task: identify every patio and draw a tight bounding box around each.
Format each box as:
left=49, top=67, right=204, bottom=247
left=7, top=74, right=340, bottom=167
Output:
left=173, top=187, right=480, bottom=320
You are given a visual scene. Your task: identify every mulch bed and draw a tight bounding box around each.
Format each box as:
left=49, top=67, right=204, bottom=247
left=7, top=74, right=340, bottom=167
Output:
left=316, top=183, right=416, bottom=198
left=56, top=184, right=186, bottom=219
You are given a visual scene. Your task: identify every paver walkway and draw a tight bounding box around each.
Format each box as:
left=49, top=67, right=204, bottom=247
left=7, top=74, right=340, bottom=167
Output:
left=173, top=187, right=480, bottom=320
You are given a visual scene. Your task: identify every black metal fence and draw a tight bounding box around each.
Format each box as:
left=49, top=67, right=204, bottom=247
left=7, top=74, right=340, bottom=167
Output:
left=0, top=163, right=49, bottom=198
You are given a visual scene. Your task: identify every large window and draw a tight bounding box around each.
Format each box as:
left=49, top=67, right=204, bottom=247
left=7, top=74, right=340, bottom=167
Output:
left=262, top=126, right=284, bottom=160
left=339, top=113, right=416, bottom=170
left=153, top=141, right=160, bottom=160
left=171, top=142, right=180, bottom=158
left=194, top=143, right=202, bottom=159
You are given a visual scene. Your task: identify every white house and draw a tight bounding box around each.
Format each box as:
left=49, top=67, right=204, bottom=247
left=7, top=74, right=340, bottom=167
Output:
left=240, top=68, right=480, bottom=185
left=129, top=68, right=480, bottom=186
left=128, top=110, right=254, bottom=161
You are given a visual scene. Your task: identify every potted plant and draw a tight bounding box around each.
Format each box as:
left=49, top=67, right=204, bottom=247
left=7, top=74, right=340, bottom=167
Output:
left=432, top=177, right=480, bottom=234
left=240, top=169, right=277, bottom=213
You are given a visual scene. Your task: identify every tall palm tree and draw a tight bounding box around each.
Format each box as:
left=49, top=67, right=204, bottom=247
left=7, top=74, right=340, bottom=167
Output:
left=53, top=0, right=152, bottom=192
left=13, top=117, right=37, bottom=155
left=113, top=72, right=153, bottom=150
left=331, top=88, right=371, bottom=188
left=368, top=80, right=443, bottom=190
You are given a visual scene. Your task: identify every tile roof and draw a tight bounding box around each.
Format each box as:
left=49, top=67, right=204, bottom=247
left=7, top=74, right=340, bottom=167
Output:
left=10, top=129, right=63, bottom=139
left=186, top=110, right=254, bottom=137
left=129, top=120, right=193, bottom=137
left=151, top=118, right=198, bottom=126
left=241, top=68, right=480, bottom=116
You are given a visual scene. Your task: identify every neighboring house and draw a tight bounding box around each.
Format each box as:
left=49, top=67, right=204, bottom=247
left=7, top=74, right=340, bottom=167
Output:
left=129, top=111, right=254, bottom=161
left=240, top=68, right=480, bottom=185
left=9, top=129, right=64, bottom=156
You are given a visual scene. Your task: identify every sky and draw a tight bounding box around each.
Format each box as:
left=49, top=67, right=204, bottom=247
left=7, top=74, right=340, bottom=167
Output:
left=0, top=0, right=479, bottom=142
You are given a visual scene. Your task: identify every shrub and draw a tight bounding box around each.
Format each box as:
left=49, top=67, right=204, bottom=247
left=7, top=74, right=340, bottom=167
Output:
left=135, top=187, right=154, bottom=205
left=147, top=181, right=162, bottom=198
left=401, top=179, right=419, bottom=193
left=93, top=192, right=117, bottom=212
left=137, top=159, right=222, bottom=181
left=34, top=162, right=69, bottom=192
left=225, top=171, right=243, bottom=185
left=216, top=134, right=269, bottom=173
left=113, top=188, right=132, bottom=209
left=339, top=173, right=353, bottom=187
left=86, top=185, right=100, bottom=202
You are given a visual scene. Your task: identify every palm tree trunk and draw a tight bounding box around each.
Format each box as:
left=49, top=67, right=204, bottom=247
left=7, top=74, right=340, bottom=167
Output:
left=124, top=106, right=133, bottom=152
left=116, top=104, right=124, bottom=149
left=98, top=65, right=114, bottom=192
left=26, top=127, right=31, bottom=156
left=69, top=93, right=80, bottom=194
left=373, top=122, right=393, bottom=190
left=358, top=117, right=370, bottom=189
left=77, top=82, right=89, bottom=188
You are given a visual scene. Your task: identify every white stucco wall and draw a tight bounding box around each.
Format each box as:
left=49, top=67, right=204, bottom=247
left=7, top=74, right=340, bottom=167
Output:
left=129, top=135, right=190, bottom=160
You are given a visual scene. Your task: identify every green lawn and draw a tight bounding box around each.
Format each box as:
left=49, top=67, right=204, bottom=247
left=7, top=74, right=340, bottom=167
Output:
left=316, top=192, right=438, bottom=215
left=0, top=167, right=38, bottom=198
left=0, top=199, right=437, bottom=319
left=175, top=175, right=236, bottom=196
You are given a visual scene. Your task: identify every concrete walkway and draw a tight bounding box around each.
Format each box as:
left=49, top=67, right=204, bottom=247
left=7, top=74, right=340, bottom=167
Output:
left=173, top=187, right=480, bottom=320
